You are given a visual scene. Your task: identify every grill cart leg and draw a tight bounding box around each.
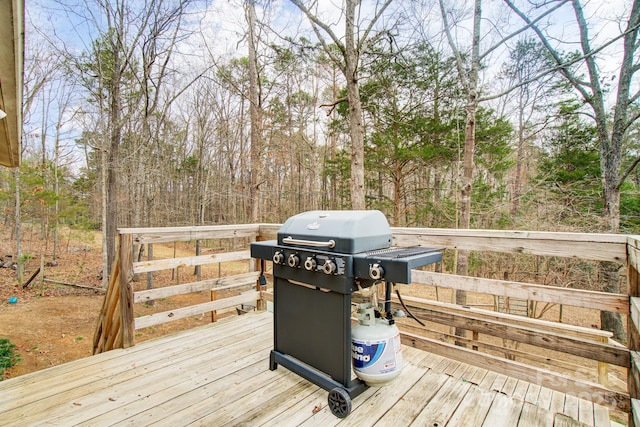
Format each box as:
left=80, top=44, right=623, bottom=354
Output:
left=328, top=387, right=352, bottom=418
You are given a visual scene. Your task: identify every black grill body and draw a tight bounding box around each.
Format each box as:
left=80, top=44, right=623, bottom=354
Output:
left=250, top=210, right=442, bottom=417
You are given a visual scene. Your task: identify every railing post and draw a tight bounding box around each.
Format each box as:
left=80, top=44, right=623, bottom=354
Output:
left=119, top=233, right=135, bottom=348
left=627, top=237, right=640, bottom=427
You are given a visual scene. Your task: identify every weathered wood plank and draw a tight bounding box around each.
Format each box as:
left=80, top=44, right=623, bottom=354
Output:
left=33, top=329, right=273, bottom=425
left=482, top=393, right=524, bottom=427
left=227, top=378, right=317, bottom=426
left=119, top=234, right=134, bottom=348
left=630, top=351, right=640, bottom=405
left=410, top=376, right=473, bottom=426
left=372, top=371, right=449, bottom=426
left=133, top=291, right=260, bottom=329
left=447, top=385, right=496, bottom=427
left=577, top=398, right=594, bottom=426
left=0, top=310, right=611, bottom=427
left=550, top=391, right=566, bottom=416
left=119, top=224, right=261, bottom=243
left=538, top=387, right=554, bottom=410
left=257, top=223, right=281, bottom=236
left=554, top=413, right=591, bottom=426
left=491, top=373, right=509, bottom=392
left=197, top=371, right=309, bottom=426
left=401, top=331, right=630, bottom=413
left=468, top=367, right=490, bottom=386
left=133, top=271, right=259, bottom=303
left=399, top=319, right=611, bottom=382
left=593, top=403, right=610, bottom=427
left=513, top=381, right=530, bottom=401
left=258, top=224, right=628, bottom=262
left=517, top=402, right=554, bottom=427
left=411, top=270, right=628, bottom=314
left=132, top=249, right=250, bottom=274
left=0, top=312, right=264, bottom=395
left=110, top=359, right=292, bottom=426
left=563, top=393, right=580, bottom=420
left=632, top=298, right=640, bottom=338
left=258, top=387, right=325, bottom=427
left=0, top=314, right=271, bottom=421
left=479, top=371, right=499, bottom=390
left=392, top=227, right=627, bottom=262
left=525, top=384, right=542, bottom=405
left=332, top=363, right=427, bottom=425
left=628, top=237, right=640, bottom=282
left=502, top=376, right=519, bottom=397
left=399, top=302, right=629, bottom=367
left=145, top=360, right=288, bottom=426
left=632, top=398, right=640, bottom=427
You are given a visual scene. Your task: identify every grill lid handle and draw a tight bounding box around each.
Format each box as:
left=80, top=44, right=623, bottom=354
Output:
left=282, top=236, right=336, bottom=249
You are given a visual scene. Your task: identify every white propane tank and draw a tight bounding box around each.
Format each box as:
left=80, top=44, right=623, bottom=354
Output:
left=351, top=304, right=403, bottom=387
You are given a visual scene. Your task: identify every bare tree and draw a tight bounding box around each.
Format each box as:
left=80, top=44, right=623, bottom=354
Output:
left=246, top=0, right=264, bottom=222
left=290, top=0, right=393, bottom=209
left=505, top=0, right=640, bottom=341
left=438, top=0, right=482, bottom=341
left=438, top=0, right=566, bottom=341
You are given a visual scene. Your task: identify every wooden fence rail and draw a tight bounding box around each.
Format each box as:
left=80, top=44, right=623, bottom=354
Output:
left=93, top=223, right=639, bottom=424
left=92, top=226, right=263, bottom=355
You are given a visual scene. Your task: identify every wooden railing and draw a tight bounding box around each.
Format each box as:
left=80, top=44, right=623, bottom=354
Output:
left=92, top=225, right=265, bottom=354
left=94, top=223, right=640, bottom=424
left=387, top=228, right=632, bottom=419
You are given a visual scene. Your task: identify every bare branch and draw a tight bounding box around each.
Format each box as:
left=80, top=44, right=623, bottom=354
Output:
left=319, top=97, right=348, bottom=115
left=439, top=0, right=469, bottom=92
left=622, top=109, right=640, bottom=134
left=480, top=0, right=569, bottom=61
left=289, top=0, right=346, bottom=60
left=617, top=156, right=640, bottom=191
left=503, top=0, right=592, bottom=102
left=357, top=0, right=393, bottom=52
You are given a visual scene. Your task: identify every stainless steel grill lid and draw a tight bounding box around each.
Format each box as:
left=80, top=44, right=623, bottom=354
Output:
left=277, top=210, right=392, bottom=254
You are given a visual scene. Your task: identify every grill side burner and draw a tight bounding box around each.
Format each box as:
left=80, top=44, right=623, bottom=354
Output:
left=250, top=210, right=442, bottom=418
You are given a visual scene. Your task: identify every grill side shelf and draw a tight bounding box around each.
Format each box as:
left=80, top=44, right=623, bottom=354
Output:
left=353, top=248, right=442, bottom=284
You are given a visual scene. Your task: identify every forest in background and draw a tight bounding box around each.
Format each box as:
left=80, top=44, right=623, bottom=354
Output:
left=1, top=0, right=639, bottom=302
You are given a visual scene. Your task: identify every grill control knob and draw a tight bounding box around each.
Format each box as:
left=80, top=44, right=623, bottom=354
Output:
left=369, top=263, right=384, bottom=280
left=304, top=257, right=317, bottom=271
left=322, top=259, right=337, bottom=275
left=273, top=251, right=285, bottom=265
left=287, top=254, right=300, bottom=268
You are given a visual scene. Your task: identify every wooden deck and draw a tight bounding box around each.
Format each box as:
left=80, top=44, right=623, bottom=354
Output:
left=0, top=311, right=613, bottom=426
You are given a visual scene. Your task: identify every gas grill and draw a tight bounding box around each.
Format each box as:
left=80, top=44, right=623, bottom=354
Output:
left=251, top=210, right=441, bottom=418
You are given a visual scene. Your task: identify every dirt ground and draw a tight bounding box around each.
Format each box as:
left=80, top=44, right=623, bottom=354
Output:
left=0, top=226, right=227, bottom=379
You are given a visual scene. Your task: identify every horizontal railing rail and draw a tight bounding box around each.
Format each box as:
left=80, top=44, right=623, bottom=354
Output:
left=94, top=222, right=639, bottom=423
left=93, top=227, right=264, bottom=355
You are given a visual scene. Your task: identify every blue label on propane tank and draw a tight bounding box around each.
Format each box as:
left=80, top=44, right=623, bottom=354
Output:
left=352, top=340, right=385, bottom=368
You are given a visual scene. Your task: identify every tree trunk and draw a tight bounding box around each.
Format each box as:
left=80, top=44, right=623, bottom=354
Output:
left=345, top=0, right=366, bottom=210
left=290, top=0, right=392, bottom=211
left=106, top=56, right=122, bottom=279
left=246, top=0, right=262, bottom=223
left=441, top=0, right=482, bottom=342
left=511, top=100, right=525, bottom=220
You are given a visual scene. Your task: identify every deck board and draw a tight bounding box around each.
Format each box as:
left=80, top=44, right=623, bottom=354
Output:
left=0, top=311, right=612, bottom=427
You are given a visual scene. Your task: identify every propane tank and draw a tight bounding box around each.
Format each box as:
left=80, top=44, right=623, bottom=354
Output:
left=351, top=303, right=402, bottom=387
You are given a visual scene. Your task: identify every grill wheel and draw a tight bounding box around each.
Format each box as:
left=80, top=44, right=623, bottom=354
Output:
left=328, top=387, right=352, bottom=418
